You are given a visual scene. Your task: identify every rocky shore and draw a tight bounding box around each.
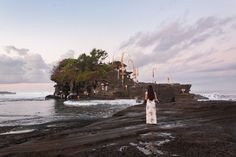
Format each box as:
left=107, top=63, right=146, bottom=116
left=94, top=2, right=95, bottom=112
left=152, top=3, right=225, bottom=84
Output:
left=0, top=100, right=236, bottom=157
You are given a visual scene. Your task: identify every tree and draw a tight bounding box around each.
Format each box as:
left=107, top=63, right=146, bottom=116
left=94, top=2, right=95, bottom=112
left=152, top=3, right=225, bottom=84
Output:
left=51, top=58, right=79, bottom=93
left=51, top=59, right=78, bottom=84
left=51, top=49, right=110, bottom=94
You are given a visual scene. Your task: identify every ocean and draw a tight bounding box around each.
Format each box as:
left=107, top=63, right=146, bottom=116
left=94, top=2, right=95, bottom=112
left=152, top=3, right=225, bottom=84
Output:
left=194, top=91, right=236, bottom=101
left=0, top=91, right=235, bottom=127
left=0, top=92, right=137, bottom=126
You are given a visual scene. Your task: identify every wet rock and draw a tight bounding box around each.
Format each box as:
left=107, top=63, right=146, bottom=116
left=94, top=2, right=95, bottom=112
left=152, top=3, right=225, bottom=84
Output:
left=45, top=95, right=61, bottom=100
left=0, top=101, right=236, bottom=156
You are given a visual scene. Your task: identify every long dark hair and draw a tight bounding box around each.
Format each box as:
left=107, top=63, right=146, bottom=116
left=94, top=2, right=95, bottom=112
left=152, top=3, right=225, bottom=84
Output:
left=147, top=85, right=155, bottom=101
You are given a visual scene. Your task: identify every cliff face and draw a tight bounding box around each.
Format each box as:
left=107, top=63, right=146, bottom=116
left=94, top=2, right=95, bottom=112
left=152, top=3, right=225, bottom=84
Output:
left=48, top=82, right=194, bottom=103
left=128, top=83, right=193, bottom=103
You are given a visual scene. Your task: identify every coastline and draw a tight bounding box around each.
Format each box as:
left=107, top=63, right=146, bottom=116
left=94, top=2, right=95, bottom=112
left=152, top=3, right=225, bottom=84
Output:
left=0, top=91, right=16, bottom=95
left=0, top=100, right=236, bottom=156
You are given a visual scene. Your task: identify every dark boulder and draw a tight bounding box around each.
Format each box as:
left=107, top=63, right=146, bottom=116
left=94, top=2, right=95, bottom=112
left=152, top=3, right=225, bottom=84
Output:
left=45, top=95, right=61, bottom=100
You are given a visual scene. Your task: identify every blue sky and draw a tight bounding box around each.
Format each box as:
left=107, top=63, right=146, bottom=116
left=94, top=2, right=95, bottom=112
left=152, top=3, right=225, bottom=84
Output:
left=0, top=0, right=236, bottom=92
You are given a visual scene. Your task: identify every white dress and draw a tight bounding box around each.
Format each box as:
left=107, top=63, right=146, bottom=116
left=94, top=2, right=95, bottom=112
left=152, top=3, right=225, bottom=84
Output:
left=146, top=99, right=157, bottom=124
left=145, top=92, right=157, bottom=124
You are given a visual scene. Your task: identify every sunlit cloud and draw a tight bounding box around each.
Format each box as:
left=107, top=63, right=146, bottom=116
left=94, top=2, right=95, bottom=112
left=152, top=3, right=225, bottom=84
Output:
left=120, top=16, right=236, bottom=90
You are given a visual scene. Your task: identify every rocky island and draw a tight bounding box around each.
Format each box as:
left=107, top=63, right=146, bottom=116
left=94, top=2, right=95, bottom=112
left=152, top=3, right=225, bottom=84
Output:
left=46, top=49, right=195, bottom=102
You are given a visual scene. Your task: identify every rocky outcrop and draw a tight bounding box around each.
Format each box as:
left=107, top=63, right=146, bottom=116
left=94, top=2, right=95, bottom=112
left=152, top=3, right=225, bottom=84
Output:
left=129, top=83, right=193, bottom=102
left=45, top=95, right=61, bottom=100
left=47, top=83, right=195, bottom=103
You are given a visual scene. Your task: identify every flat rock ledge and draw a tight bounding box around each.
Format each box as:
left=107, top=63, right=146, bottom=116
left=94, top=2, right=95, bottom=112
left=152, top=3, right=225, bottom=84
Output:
left=0, top=101, right=236, bottom=157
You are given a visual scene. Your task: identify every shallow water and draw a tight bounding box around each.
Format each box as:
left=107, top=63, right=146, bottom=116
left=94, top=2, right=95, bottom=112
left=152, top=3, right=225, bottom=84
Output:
left=0, top=92, right=138, bottom=126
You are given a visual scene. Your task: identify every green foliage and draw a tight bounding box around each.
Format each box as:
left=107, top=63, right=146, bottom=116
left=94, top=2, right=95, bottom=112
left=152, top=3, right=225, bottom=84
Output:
left=98, top=64, right=113, bottom=78
left=51, top=58, right=79, bottom=84
left=76, top=71, right=99, bottom=82
left=51, top=49, right=110, bottom=84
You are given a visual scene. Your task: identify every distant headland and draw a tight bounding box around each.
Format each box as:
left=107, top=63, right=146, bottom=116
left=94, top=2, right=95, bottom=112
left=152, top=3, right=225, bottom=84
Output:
left=0, top=91, right=16, bottom=95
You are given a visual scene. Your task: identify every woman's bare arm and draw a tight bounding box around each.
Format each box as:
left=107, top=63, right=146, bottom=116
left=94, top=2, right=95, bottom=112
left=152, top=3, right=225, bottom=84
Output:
left=145, top=91, right=148, bottom=100
left=154, top=92, right=160, bottom=103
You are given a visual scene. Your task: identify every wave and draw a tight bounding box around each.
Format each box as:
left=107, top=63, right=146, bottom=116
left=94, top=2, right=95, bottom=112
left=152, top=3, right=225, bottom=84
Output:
left=0, top=92, right=51, bottom=102
left=199, top=93, right=236, bottom=101
left=64, top=99, right=138, bottom=106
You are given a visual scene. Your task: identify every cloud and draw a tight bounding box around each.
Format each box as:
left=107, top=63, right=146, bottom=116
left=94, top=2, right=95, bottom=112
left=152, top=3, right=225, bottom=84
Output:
left=0, top=54, right=25, bottom=83
left=121, top=16, right=235, bottom=66
left=5, top=45, right=29, bottom=56
left=0, top=46, right=52, bottom=83
left=120, top=16, right=236, bottom=91
left=232, top=23, right=236, bottom=30
left=0, top=48, right=81, bottom=83
left=196, top=62, right=236, bottom=73
left=23, top=54, right=52, bottom=83
left=60, top=50, right=75, bottom=59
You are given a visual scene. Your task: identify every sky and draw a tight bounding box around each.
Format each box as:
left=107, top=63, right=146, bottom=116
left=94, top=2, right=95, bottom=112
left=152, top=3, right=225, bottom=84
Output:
left=0, top=0, right=236, bottom=93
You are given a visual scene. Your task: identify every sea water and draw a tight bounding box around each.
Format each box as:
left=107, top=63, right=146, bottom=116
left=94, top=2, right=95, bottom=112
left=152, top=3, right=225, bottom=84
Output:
left=200, top=93, right=236, bottom=101
left=194, top=90, right=236, bottom=101
left=0, top=92, right=137, bottom=126
left=1, top=91, right=235, bottom=126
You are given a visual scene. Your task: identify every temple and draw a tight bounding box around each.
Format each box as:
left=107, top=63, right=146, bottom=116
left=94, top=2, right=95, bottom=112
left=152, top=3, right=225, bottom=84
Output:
left=48, top=60, right=194, bottom=102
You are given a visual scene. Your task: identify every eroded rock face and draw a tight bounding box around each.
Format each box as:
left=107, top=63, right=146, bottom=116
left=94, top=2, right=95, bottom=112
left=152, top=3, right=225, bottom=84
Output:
left=128, top=83, right=193, bottom=103
left=48, top=83, right=194, bottom=103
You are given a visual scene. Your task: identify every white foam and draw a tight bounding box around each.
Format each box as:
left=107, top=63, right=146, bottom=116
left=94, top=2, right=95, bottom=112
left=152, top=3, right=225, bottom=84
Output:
left=200, top=93, right=236, bottom=101
left=64, top=99, right=137, bottom=106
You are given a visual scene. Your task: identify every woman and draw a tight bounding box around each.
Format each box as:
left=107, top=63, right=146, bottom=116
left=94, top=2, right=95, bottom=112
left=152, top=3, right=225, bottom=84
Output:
left=145, top=85, right=159, bottom=124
